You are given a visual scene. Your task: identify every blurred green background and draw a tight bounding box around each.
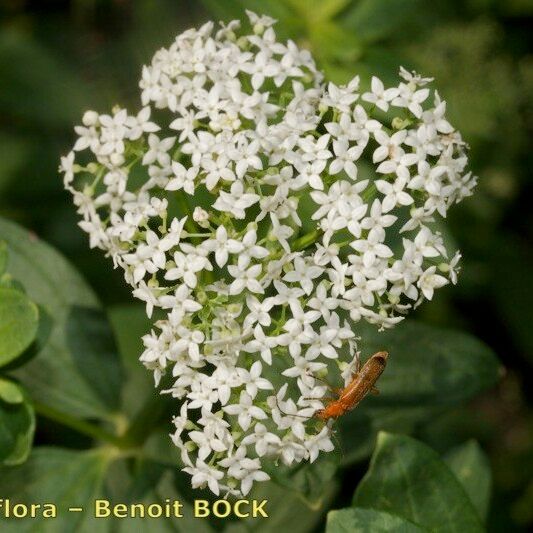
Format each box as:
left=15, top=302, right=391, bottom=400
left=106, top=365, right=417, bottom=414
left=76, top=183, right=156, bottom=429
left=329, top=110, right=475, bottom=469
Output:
left=0, top=0, right=531, bottom=530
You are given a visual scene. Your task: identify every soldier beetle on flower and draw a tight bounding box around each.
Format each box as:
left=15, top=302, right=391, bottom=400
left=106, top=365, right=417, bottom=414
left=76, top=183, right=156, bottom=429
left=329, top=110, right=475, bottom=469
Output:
left=274, top=351, right=389, bottom=423
left=314, top=351, right=389, bottom=421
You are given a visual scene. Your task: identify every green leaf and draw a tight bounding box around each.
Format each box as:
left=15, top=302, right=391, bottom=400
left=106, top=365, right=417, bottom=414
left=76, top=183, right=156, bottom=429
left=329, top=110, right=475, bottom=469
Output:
left=353, top=432, right=484, bottom=532
left=262, top=449, right=341, bottom=508
left=444, top=440, right=492, bottom=521
left=339, top=320, right=500, bottom=465
left=224, top=476, right=338, bottom=533
left=0, top=379, right=35, bottom=466
left=0, top=217, right=120, bottom=420
left=66, top=306, right=125, bottom=411
left=1, top=304, right=54, bottom=372
left=308, top=21, right=362, bottom=64
left=341, top=0, right=424, bottom=43
left=0, top=241, right=6, bottom=275
left=358, top=320, right=500, bottom=407
left=286, top=0, right=351, bottom=22
left=112, top=467, right=214, bottom=533
left=326, top=508, right=423, bottom=532
left=0, top=378, right=24, bottom=404
left=0, top=448, right=109, bottom=531
left=108, top=303, right=154, bottom=417
left=339, top=405, right=435, bottom=466
left=0, top=288, right=39, bottom=368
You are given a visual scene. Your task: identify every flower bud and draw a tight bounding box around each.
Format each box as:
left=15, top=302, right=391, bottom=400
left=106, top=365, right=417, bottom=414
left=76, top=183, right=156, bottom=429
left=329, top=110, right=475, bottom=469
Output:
left=236, top=36, right=248, bottom=49
left=110, top=153, right=125, bottom=166
left=193, top=207, right=209, bottom=227
left=82, top=110, right=99, bottom=126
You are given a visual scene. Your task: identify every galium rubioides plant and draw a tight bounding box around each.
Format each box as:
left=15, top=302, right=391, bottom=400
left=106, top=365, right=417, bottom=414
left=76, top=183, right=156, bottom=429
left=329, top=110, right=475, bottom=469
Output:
left=60, top=11, right=477, bottom=497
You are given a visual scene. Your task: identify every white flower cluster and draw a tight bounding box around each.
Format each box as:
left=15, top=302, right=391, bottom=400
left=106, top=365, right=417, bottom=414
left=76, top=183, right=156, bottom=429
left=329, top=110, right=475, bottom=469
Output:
left=60, top=11, right=476, bottom=497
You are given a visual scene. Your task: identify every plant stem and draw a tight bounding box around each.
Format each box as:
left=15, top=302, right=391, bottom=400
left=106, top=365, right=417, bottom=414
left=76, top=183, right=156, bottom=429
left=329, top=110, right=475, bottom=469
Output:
left=293, top=228, right=322, bottom=251
left=184, top=232, right=211, bottom=238
left=175, top=192, right=198, bottom=235
left=34, top=390, right=174, bottom=451
left=33, top=401, right=127, bottom=449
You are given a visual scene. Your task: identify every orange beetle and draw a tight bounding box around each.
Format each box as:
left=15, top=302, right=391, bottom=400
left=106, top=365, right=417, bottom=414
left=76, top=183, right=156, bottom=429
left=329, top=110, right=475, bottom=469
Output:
left=315, top=351, right=389, bottom=421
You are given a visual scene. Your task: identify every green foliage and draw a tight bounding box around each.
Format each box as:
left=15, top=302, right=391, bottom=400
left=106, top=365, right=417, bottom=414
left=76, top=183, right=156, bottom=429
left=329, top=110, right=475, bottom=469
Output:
left=361, top=321, right=499, bottom=405
left=338, top=320, right=500, bottom=464
left=0, top=241, right=6, bottom=274
left=0, top=288, right=38, bottom=368
left=0, top=217, right=117, bottom=420
left=341, top=0, right=424, bottom=43
left=444, top=440, right=492, bottom=521
left=108, top=304, right=155, bottom=417
left=262, top=448, right=341, bottom=508
left=490, top=237, right=533, bottom=364
left=0, top=448, right=111, bottom=531
left=325, top=433, right=490, bottom=532
left=327, top=508, right=423, bottom=532
left=0, top=242, right=38, bottom=466
left=66, top=307, right=125, bottom=411
left=403, top=19, right=524, bottom=145
left=0, top=379, right=35, bottom=466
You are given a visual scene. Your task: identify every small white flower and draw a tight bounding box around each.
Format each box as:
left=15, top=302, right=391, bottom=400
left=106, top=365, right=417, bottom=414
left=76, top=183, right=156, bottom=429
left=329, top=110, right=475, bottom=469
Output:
left=203, top=225, right=243, bottom=267
left=375, top=176, right=414, bottom=212
left=224, top=391, right=268, bottom=431
left=228, top=263, right=264, bottom=295
left=184, top=460, right=224, bottom=495
left=244, top=295, right=274, bottom=328
left=242, top=423, right=281, bottom=456
left=418, top=266, right=449, bottom=300
left=351, top=227, right=394, bottom=268
left=329, top=138, right=363, bottom=180
left=244, top=325, right=278, bottom=365
left=238, top=361, right=273, bottom=398
left=213, top=181, right=260, bottom=219
left=362, top=76, right=400, bottom=112
left=238, top=229, right=269, bottom=266
left=165, top=249, right=208, bottom=288
left=142, top=134, right=176, bottom=166
left=166, top=162, right=198, bottom=194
